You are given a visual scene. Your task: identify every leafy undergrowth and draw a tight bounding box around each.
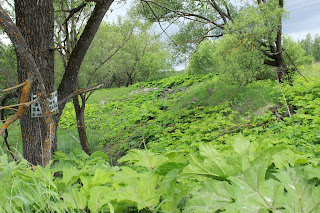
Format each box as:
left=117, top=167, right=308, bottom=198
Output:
left=2, top=67, right=320, bottom=212
left=1, top=135, right=319, bottom=212
left=60, top=71, right=319, bottom=161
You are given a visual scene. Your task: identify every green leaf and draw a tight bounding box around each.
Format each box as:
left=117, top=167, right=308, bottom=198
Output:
left=232, top=134, right=250, bottom=156
left=88, top=186, right=115, bottom=213
left=62, top=188, right=88, bottom=210
left=81, top=168, right=112, bottom=193
left=181, top=143, right=237, bottom=179
left=184, top=179, right=234, bottom=213
left=275, top=167, right=320, bottom=212
left=155, top=162, right=185, bottom=175
left=228, top=164, right=286, bottom=212
left=118, top=149, right=168, bottom=170
left=231, top=135, right=251, bottom=172
left=114, top=172, right=160, bottom=210
left=158, top=169, right=187, bottom=213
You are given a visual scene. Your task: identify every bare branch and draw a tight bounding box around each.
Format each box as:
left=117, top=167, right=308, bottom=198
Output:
left=140, top=0, right=225, bottom=29
left=0, top=78, right=32, bottom=94
left=58, top=83, right=104, bottom=105
left=0, top=97, right=39, bottom=111
left=86, top=27, right=134, bottom=87
left=143, top=1, right=178, bottom=45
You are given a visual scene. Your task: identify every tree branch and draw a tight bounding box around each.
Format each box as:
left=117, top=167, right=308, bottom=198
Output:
left=86, top=26, right=134, bottom=87
left=58, top=0, right=114, bottom=116
left=0, top=79, right=32, bottom=136
left=140, top=0, right=225, bottom=29
left=58, top=83, right=104, bottom=105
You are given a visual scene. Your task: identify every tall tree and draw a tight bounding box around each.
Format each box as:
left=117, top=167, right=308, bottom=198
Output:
left=138, top=0, right=289, bottom=82
left=0, top=0, right=114, bottom=166
left=312, top=34, right=320, bottom=62
left=14, top=0, right=55, bottom=166
left=300, top=33, right=313, bottom=56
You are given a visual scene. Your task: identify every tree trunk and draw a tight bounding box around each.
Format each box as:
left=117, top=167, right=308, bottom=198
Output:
left=1, top=1, right=113, bottom=166
left=15, top=0, right=55, bottom=165
left=275, top=0, right=289, bottom=82
left=261, top=0, right=289, bottom=83
left=57, top=0, right=114, bottom=114
left=126, top=71, right=133, bottom=87
left=73, top=95, right=92, bottom=155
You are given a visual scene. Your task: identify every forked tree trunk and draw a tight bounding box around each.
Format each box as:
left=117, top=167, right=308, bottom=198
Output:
left=262, top=0, right=290, bottom=83
left=15, top=0, right=56, bottom=165
left=1, top=0, right=113, bottom=166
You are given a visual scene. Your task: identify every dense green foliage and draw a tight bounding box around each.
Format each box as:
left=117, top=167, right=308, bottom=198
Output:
left=300, top=33, right=320, bottom=62
left=187, top=34, right=314, bottom=84
left=1, top=64, right=320, bottom=212
left=1, top=1, right=320, bottom=210
left=0, top=42, right=17, bottom=89
left=1, top=136, right=319, bottom=212
left=55, top=16, right=173, bottom=89
left=187, top=38, right=275, bottom=84
left=283, top=36, right=314, bottom=66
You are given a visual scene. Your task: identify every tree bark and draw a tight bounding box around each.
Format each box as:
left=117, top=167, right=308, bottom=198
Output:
left=14, top=0, right=56, bottom=165
left=57, top=0, right=114, bottom=115
left=1, top=1, right=114, bottom=165
left=73, top=95, right=92, bottom=155
left=261, top=0, right=288, bottom=83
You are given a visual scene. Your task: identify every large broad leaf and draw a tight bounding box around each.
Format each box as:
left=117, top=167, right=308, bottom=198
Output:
left=230, top=135, right=251, bottom=172
left=155, top=162, right=186, bottom=176
left=111, top=167, right=142, bottom=186
left=181, top=143, right=238, bottom=179
left=61, top=166, right=90, bottom=188
left=183, top=179, right=234, bottom=213
left=114, top=171, right=160, bottom=210
left=228, top=164, right=286, bottom=212
left=275, top=167, right=320, bottom=213
left=81, top=168, right=113, bottom=194
left=158, top=169, right=187, bottom=213
left=118, top=149, right=168, bottom=170
left=303, top=164, right=320, bottom=180
left=88, top=151, right=110, bottom=163
left=88, top=186, right=115, bottom=213
left=62, top=188, right=88, bottom=210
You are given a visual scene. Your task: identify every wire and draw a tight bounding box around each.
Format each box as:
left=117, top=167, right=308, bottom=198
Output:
left=286, top=0, right=319, bottom=9
left=288, top=2, right=320, bottom=12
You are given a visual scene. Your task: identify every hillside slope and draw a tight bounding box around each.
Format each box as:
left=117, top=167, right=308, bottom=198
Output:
left=1, top=65, right=320, bottom=212
left=60, top=66, right=320, bottom=162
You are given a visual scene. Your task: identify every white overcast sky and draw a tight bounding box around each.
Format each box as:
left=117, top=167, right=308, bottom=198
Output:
left=283, top=0, right=320, bottom=40
left=106, top=0, right=320, bottom=41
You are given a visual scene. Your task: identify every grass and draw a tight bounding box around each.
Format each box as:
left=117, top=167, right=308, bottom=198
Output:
left=172, top=77, right=281, bottom=115
left=57, top=128, right=102, bottom=154
left=3, top=123, right=23, bottom=154
left=86, top=86, right=136, bottom=104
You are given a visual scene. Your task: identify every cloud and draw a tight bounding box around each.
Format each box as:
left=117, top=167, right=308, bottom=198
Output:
left=283, top=0, right=320, bottom=40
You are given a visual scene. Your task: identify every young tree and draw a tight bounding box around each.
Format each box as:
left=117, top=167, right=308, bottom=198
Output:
left=300, top=33, right=313, bottom=56
left=106, top=20, right=172, bottom=86
left=0, top=0, right=115, bottom=166
left=312, top=34, right=320, bottom=62
left=55, top=16, right=133, bottom=155
left=81, top=17, right=172, bottom=87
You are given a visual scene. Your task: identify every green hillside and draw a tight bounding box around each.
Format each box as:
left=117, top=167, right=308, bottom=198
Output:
left=1, top=65, right=320, bottom=212
left=59, top=65, right=320, bottom=161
